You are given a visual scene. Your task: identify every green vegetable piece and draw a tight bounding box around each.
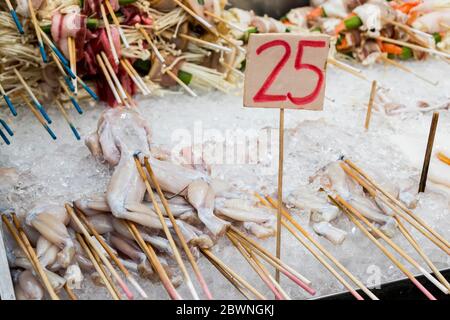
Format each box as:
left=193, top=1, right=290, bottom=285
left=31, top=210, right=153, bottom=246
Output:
left=399, top=46, right=413, bottom=60
left=178, top=70, right=193, bottom=85
left=433, top=32, right=442, bottom=44
left=344, top=15, right=362, bottom=30
left=133, top=59, right=151, bottom=75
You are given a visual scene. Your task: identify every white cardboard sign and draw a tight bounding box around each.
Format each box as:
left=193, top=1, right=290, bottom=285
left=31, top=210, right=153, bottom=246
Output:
left=244, top=33, right=330, bottom=110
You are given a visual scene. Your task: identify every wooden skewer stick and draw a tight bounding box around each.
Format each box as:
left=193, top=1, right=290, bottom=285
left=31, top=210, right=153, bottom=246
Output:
left=74, top=207, right=148, bottom=298
left=218, top=34, right=246, bottom=54
left=55, top=100, right=81, bottom=141
left=329, top=195, right=437, bottom=300
left=100, top=3, right=120, bottom=65
left=68, top=37, right=77, bottom=94
left=275, top=108, right=285, bottom=283
left=105, top=0, right=130, bottom=48
left=395, top=217, right=450, bottom=292
left=64, top=283, right=78, bottom=300
left=227, top=233, right=291, bottom=300
left=254, top=193, right=365, bottom=300
left=202, top=250, right=253, bottom=300
left=75, top=233, right=120, bottom=300
left=20, top=94, right=57, bottom=140
left=375, top=36, right=450, bottom=59
left=126, top=221, right=182, bottom=300
left=343, top=158, right=450, bottom=250
left=58, top=78, right=83, bottom=115
left=133, top=156, right=199, bottom=300
left=204, top=10, right=247, bottom=33
left=364, top=80, right=377, bottom=130
left=265, top=196, right=378, bottom=300
left=28, top=0, right=47, bottom=62
left=95, top=54, right=123, bottom=105
left=39, top=29, right=71, bottom=68
left=165, top=69, right=197, bottom=97
left=419, top=112, right=439, bottom=193
left=8, top=214, right=60, bottom=300
left=327, top=57, right=368, bottom=81
left=120, top=59, right=150, bottom=95
left=179, top=33, right=232, bottom=53
left=437, top=152, right=450, bottom=166
left=201, top=248, right=266, bottom=300
left=227, top=233, right=286, bottom=300
left=66, top=204, right=134, bottom=300
left=340, top=161, right=450, bottom=255
left=100, top=52, right=129, bottom=105
left=173, top=0, right=217, bottom=35
left=229, top=226, right=314, bottom=292
left=0, top=216, right=15, bottom=300
left=379, top=55, right=437, bottom=86
left=334, top=194, right=448, bottom=294
left=136, top=24, right=166, bottom=65
left=143, top=156, right=211, bottom=299
left=0, top=80, right=18, bottom=116
left=5, top=0, right=24, bottom=34
left=13, top=68, right=52, bottom=124
left=123, top=59, right=150, bottom=95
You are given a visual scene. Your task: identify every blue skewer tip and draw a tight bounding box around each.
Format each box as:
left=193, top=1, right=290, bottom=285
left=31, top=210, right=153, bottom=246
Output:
left=63, top=63, right=76, bottom=79
left=0, top=129, right=11, bottom=145
left=70, top=125, right=81, bottom=141
left=4, top=95, right=17, bottom=116
left=35, top=103, right=52, bottom=124
left=0, top=120, right=14, bottom=136
left=70, top=97, right=83, bottom=115
left=82, top=83, right=98, bottom=101
left=65, top=76, right=75, bottom=92
left=39, top=44, right=48, bottom=63
left=52, top=45, right=69, bottom=66
left=44, top=125, right=57, bottom=140
left=10, top=10, right=24, bottom=34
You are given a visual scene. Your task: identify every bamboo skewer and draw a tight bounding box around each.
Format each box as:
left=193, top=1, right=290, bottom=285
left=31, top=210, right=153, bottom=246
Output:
left=105, top=0, right=130, bottom=48
left=254, top=193, right=365, bottom=300
left=100, top=52, right=129, bottom=105
left=100, top=3, right=120, bottom=65
left=329, top=195, right=437, bottom=300
left=21, top=94, right=57, bottom=140
left=227, top=233, right=286, bottom=300
left=379, top=55, right=438, bottom=86
left=201, top=248, right=266, bottom=300
left=375, top=36, right=450, bottom=59
left=437, top=152, right=450, bottom=166
left=122, top=59, right=150, bottom=95
left=340, top=161, right=450, bottom=255
left=126, top=221, right=182, bottom=300
left=343, top=159, right=450, bottom=250
left=55, top=100, right=81, bottom=140
left=58, top=79, right=83, bottom=115
left=7, top=214, right=60, bottom=300
left=395, top=216, right=450, bottom=292
left=0, top=80, right=18, bottom=116
left=204, top=10, right=247, bottom=33
left=179, top=33, right=232, bottom=53
left=13, top=68, right=52, bottom=124
left=65, top=204, right=134, bottom=300
left=143, top=156, right=212, bottom=299
left=28, top=0, right=47, bottom=63
left=64, top=283, right=78, bottom=300
left=165, top=69, right=197, bottom=97
left=364, top=80, right=377, bottom=130
left=68, top=37, right=77, bottom=94
left=95, top=54, right=123, bottom=105
left=203, top=250, right=253, bottom=300
left=40, top=29, right=71, bottom=68
left=265, top=196, right=379, bottom=300
left=173, top=0, right=217, bottom=35
left=228, top=226, right=315, bottom=295
left=137, top=24, right=166, bottom=65
left=419, top=112, right=439, bottom=193
left=333, top=194, right=448, bottom=295
left=5, top=0, right=24, bottom=34
left=133, top=156, right=199, bottom=300
left=120, top=59, right=150, bottom=95
left=328, top=57, right=368, bottom=81
left=75, top=233, right=120, bottom=300
left=74, top=207, right=148, bottom=298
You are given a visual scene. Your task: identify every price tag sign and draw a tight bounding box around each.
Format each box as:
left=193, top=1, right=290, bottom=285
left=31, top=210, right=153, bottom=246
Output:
left=244, top=33, right=330, bottom=110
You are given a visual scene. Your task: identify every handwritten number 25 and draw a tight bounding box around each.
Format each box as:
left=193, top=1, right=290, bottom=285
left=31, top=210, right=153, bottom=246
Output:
left=253, top=40, right=325, bottom=105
